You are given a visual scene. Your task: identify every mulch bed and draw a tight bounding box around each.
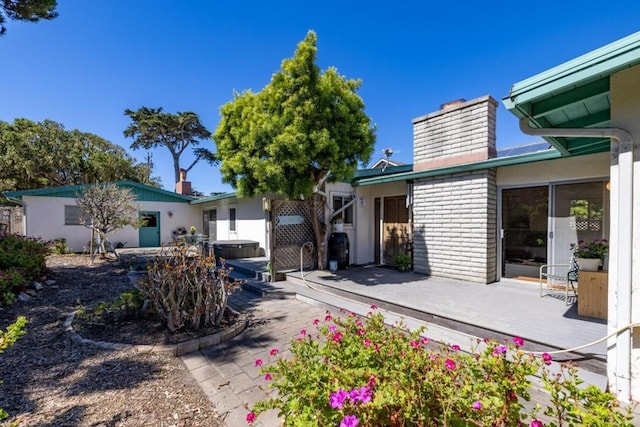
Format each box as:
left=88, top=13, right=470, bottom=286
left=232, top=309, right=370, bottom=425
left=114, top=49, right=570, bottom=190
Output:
left=0, top=254, right=226, bottom=427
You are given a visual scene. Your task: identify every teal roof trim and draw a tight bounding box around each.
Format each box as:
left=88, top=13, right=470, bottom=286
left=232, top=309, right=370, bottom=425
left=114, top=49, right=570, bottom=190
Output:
left=4, top=181, right=195, bottom=203
left=504, top=31, right=640, bottom=110
left=355, top=150, right=561, bottom=187
left=503, top=31, right=640, bottom=157
left=190, top=192, right=237, bottom=205
left=353, top=164, right=413, bottom=179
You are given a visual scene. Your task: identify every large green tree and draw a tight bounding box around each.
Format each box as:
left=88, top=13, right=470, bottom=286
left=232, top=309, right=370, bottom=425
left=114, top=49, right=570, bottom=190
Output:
left=0, top=118, right=157, bottom=192
left=214, top=30, right=376, bottom=268
left=1, top=0, right=58, bottom=35
left=123, top=107, right=215, bottom=187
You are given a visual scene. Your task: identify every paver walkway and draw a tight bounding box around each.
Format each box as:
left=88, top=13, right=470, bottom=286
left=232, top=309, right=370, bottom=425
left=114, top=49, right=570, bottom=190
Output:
left=181, top=291, right=333, bottom=426
left=180, top=261, right=639, bottom=426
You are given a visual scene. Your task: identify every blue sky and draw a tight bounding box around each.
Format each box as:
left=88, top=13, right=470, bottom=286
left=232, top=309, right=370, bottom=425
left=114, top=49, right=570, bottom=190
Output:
left=2, top=1, right=639, bottom=195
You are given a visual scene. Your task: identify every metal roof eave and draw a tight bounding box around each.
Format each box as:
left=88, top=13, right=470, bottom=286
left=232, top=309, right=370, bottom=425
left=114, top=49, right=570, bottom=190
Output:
left=189, top=192, right=237, bottom=204
left=504, top=31, right=640, bottom=109
left=354, top=150, right=562, bottom=187
left=3, top=181, right=196, bottom=202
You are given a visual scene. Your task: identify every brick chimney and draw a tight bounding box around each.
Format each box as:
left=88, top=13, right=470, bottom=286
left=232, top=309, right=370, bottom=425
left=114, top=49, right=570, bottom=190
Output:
left=175, top=168, right=192, bottom=195
left=412, top=95, right=497, bottom=171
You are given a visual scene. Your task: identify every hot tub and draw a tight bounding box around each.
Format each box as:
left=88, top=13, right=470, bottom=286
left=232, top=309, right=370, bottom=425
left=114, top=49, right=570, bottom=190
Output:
left=208, top=240, right=260, bottom=259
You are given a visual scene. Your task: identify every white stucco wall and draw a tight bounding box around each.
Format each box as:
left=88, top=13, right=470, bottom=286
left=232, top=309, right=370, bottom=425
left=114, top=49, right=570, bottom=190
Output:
left=352, top=181, right=409, bottom=265
left=22, top=196, right=196, bottom=252
left=497, top=152, right=610, bottom=186
left=195, top=196, right=268, bottom=256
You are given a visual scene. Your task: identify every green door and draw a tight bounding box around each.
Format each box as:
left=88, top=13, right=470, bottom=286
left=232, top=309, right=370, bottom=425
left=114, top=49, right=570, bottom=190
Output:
left=139, top=212, right=160, bottom=247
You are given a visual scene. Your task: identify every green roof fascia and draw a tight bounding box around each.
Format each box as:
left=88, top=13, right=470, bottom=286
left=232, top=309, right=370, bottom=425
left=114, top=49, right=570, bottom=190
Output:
left=354, top=150, right=562, bottom=187
left=503, top=31, right=640, bottom=116
left=189, top=192, right=237, bottom=205
left=353, top=164, right=413, bottom=179
left=4, top=181, right=195, bottom=203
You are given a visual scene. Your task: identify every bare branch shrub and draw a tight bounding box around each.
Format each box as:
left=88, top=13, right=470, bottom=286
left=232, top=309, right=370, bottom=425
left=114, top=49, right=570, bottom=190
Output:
left=75, top=183, right=140, bottom=257
left=136, top=247, right=240, bottom=332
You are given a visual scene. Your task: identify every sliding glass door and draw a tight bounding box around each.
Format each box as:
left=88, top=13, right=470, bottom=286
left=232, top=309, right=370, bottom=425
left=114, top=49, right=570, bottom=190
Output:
left=502, top=187, right=549, bottom=279
left=551, top=182, right=608, bottom=268
left=501, top=180, right=609, bottom=280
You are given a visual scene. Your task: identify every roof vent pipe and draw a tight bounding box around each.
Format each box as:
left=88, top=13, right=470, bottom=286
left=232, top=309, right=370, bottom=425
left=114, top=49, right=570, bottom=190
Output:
left=519, top=117, right=634, bottom=402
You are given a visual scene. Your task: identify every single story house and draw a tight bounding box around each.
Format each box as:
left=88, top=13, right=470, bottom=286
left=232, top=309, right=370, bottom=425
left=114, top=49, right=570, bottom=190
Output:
left=4, top=31, right=638, bottom=403
left=4, top=181, right=200, bottom=252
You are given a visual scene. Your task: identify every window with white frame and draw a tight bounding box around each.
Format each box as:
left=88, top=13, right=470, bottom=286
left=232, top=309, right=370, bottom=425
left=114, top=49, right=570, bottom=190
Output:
left=332, top=195, right=353, bottom=225
left=229, top=207, right=237, bottom=232
left=64, top=205, right=91, bottom=225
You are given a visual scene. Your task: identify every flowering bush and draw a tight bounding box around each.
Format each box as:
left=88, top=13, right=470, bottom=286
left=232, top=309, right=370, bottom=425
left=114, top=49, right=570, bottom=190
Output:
left=570, top=239, right=608, bottom=261
left=248, top=307, right=635, bottom=426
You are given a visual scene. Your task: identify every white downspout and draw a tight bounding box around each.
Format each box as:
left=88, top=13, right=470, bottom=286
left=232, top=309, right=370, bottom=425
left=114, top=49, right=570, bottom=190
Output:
left=519, top=118, right=634, bottom=402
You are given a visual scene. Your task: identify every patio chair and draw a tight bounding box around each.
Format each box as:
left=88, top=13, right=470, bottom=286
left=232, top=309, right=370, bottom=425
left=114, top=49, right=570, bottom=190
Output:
left=539, top=254, right=579, bottom=305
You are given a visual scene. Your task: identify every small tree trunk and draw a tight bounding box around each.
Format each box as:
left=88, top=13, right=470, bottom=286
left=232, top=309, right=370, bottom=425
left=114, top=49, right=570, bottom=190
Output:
left=309, top=196, right=327, bottom=271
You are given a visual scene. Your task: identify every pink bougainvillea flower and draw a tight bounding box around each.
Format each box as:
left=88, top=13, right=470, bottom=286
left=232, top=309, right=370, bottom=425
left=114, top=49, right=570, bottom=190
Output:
left=472, top=400, right=482, bottom=410
left=312, top=318, right=320, bottom=326
left=329, top=324, right=337, bottom=332
left=340, top=415, right=360, bottom=427
left=299, top=328, right=307, bottom=336
left=330, top=389, right=348, bottom=409
left=356, top=329, right=366, bottom=336
left=363, top=339, right=371, bottom=348
left=332, top=332, right=344, bottom=342
left=368, top=375, right=376, bottom=387
left=325, top=313, right=333, bottom=321
left=445, top=358, right=456, bottom=370
left=254, top=359, right=263, bottom=367
left=370, top=304, right=378, bottom=310
left=513, top=336, right=525, bottom=347
left=355, top=319, right=363, bottom=327
left=542, top=353, right=553, bottom=365
left=374, top=344, right=381, bottom=353
left=354, top=386, right=372, bottom=403
left=264, top=373, right=272, bottom=381
left=492, top=345, right=508, bottom=356
left=450, top=344, right=461, bottom=351
left=420, top=337, right=430, bottom=345
left=269, top=348, right=279, bottom=356
left=530, top=420, right=544, bottom=427
left=409, top=340, right=419, bottom=348
left=246, top=412, right=256, bottom=423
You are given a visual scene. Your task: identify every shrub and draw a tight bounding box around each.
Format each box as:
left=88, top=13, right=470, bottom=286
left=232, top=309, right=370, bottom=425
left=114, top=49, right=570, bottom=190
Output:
left=136, top=247, right=240, bottom=332
left=49, top=238, right=72, bottom=254
left=76, top=290, right=147, bottom=326
left=0, top=234, right=49, bottom=306
left=0, top=316, right=27, bottom=421
left=249, top=307, right=635, bottom=426
left=0, top=269, right=26, bottom=306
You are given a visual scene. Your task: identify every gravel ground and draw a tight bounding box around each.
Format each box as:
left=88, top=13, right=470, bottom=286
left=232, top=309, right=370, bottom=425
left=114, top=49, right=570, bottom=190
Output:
left=0, top=254, right=225, bottom=427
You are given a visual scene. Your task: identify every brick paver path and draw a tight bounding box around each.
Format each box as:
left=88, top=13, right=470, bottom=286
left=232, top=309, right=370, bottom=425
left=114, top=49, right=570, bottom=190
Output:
left=181, top=291, right=332, bottom=426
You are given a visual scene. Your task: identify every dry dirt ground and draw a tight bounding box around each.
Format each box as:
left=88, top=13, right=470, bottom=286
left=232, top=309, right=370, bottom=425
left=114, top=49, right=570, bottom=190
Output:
left=0, top=254, right=226, bottom=427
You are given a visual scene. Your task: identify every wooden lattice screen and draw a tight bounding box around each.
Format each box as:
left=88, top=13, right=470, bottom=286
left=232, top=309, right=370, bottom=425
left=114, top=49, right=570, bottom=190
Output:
left=269, top=199, right=324, bottom=275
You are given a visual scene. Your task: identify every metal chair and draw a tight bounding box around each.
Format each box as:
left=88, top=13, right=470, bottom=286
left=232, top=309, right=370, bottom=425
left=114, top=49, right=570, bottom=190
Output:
left=539, top=254, right=579, bottom=305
